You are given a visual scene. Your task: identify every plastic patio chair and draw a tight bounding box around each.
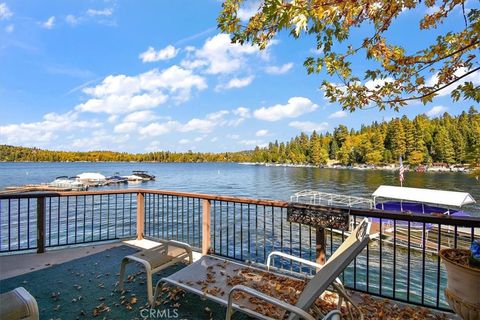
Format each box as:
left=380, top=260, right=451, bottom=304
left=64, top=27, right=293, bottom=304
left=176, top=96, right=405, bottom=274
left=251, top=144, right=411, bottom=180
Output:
left=119, top=240, right=193, bottom=305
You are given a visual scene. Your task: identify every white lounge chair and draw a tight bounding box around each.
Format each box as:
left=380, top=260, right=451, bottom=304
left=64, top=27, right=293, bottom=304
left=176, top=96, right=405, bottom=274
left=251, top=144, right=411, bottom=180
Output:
left=119, top=240, right=193, bottom=305
left=153, top=218, right=371, bottom=320
left=0, top=287, right=39, bottom=320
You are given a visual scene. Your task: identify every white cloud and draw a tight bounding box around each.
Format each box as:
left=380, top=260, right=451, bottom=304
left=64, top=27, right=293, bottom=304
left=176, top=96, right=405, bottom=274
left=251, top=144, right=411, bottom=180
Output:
left=426, top=67, right=480, bottom=97
left=138, top=111, right=228, bottom=137
left=180, top=119, right=216, bottom=133
left=239, top=139, right=265, bottom=147
left=0, top=111, right=101, bottom=146
left=265, top=63, right=293, bottom=75
left=180, top=111, right=228, bottom=133
left=5, top=24, right=13, bottom=32
left=181, top=33, right=261, bottom=74
left=210, top=137, right=218, bottom=142
left=256, top=129, right=269, bottom=137
left=227, top=134, right=240, bottom=140
left=179, top=139, right=190, bottom=144
left=289, top=121, right=328, bottom=132
left=205, top=110, right=229, bottom=121
left=139, top=45, right=179, bottom=63
left=65, top=14, right=79, bottom=25
left=123, top=110, right=159, bottom=123
left=138, top=121, right=181, bottom=137
left=0, top=3, right=13, bottom=20
left=113, top=122, right=137, bottom=133
left=232, top=107, right=250, bottom=118
left=328, top=110, right=347, bottom=119
left=215, top=76, right=254, bottom=91
left=310, top=47, right=323, bottom=55
left=237, top=1, right=261, bottom=21
left=87, top=8, right=113, bottom=16
left=71, top=130, right=129, bottom=150
left=145, top=141, right=163, bottom=152
left=227, top=118, right=245, bottom=127
left=425, top=105, right=448, bottom=118
left=107, top=115, right=118, bottom=123
left=253, top=97, right=318, bottom=121
left=42, top=16, right=55, bottom=29
left=76, top=65, right=207, bottom=114
left=225, top=108, right=250, bottom=127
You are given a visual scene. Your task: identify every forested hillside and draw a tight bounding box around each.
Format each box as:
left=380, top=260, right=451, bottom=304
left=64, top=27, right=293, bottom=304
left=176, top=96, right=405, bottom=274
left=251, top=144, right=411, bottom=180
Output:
left=1, top=107, right=479, bottom=166
left=0, top=146, right=251, bottom=163
left=252, top=107, right=480, bottom=166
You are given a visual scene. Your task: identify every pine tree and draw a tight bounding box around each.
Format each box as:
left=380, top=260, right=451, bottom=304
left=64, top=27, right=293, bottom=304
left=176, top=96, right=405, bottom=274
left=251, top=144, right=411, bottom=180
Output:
left=329, top=140, right=339, bottom=160
left=333, top=125, right=349, bottom=148
left=401, top=116, right=415, bottom=159
left=310, top=133, right=328, bottom=165
left=386, top=119, right=406, bottom=159
left=433, top=127, right=455, bottom=164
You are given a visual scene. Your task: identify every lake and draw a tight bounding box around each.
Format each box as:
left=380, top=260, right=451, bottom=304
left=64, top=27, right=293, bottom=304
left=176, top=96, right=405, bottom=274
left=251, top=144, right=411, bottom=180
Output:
left=1, top=162, right=479, bottom=215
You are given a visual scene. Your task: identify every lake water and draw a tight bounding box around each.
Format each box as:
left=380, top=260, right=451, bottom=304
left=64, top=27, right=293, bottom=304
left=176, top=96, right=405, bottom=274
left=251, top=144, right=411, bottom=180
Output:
left=1, top=162, right=479, bottom=215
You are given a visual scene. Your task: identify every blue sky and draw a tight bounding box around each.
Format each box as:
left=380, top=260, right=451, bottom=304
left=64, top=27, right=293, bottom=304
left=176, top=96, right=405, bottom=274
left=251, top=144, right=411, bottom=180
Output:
left=0, top=0, right=478, bottom=153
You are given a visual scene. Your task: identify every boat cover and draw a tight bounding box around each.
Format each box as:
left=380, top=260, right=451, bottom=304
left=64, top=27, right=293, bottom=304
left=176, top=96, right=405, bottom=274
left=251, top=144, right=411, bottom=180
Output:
left=77, top=172, right=106, bottom=180
left=372, top=185, right=476, bottom=208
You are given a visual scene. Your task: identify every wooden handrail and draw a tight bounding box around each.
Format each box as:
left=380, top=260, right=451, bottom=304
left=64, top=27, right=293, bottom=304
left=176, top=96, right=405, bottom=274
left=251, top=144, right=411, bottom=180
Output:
left=0, top=188, right=479, bottom=227
left=0, top=189, right=290, bottom=207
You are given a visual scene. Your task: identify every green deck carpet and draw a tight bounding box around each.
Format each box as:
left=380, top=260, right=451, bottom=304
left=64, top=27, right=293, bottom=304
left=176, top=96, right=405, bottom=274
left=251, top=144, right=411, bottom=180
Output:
left=0, top=245, right=248, bottom=320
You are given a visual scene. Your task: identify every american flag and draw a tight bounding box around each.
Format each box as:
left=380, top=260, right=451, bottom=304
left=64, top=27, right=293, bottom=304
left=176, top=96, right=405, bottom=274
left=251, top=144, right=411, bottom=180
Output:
left=399, top=156, right=405, bottom=185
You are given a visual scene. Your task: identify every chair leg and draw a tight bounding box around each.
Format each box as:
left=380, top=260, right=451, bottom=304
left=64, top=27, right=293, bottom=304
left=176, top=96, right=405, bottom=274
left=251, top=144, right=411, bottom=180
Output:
left=152, top=279, right=166, bottom=307
left=332, top=282, right=363, bottom=320
left=119, top=258, right=130, bottom=291
left=146, top=269, right=153, bottom=306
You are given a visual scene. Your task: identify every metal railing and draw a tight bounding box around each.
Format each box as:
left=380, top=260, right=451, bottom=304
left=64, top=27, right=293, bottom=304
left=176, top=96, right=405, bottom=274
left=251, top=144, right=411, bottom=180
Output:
left=1, top=189, right=479, bottom=312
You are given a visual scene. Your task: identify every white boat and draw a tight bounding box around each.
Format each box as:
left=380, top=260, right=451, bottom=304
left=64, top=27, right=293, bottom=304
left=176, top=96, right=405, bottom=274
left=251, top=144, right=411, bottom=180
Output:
left=123, top=175, right=144, bottom=183
left=77, top=172, right=106, bottom=186
left=49, top=176, right=88, bottom=191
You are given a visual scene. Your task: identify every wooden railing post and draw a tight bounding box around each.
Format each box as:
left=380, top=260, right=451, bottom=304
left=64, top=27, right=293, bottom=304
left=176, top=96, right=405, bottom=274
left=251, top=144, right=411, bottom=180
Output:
left=202, top=199, right=211, bottom=255
left=137, top=192, right=145, bottom=240
left=37, top=196, right=46, bottom=253
left=315, top=228, right=326, bottom=266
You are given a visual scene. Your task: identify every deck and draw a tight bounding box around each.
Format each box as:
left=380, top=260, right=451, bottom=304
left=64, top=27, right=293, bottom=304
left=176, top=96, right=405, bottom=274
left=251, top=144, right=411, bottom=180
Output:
left=0, top=188, right=478, bottom=319
left=0, top=240, right=459, bottom=319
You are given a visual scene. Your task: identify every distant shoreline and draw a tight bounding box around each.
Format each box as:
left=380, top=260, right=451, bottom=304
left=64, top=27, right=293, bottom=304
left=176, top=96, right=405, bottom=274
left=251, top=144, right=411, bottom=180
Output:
left=238, top=162, right=472, bottom=173
left=0, top=160, right=473, bottom=174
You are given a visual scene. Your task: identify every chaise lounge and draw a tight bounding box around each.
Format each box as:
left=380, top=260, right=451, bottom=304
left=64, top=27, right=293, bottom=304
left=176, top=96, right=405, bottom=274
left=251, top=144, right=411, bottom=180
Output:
left=152, top=218, right=371, bottom=319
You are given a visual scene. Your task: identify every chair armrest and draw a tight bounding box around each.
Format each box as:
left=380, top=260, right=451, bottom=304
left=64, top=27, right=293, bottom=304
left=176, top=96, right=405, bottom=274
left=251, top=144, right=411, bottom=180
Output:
left=266, top=251, right=346, bottom=288
left=226, top=285, right=315, bottom=320
left=165, top=240, right=193, bottom=254
left=323, top=310, right=342, bottom=320
left=266, top=251, right=322, bottom=271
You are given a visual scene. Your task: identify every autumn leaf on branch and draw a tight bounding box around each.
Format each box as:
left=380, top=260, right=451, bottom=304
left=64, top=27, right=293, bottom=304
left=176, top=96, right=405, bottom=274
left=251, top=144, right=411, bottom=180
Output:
left=218, top=0, right=480, bottom=111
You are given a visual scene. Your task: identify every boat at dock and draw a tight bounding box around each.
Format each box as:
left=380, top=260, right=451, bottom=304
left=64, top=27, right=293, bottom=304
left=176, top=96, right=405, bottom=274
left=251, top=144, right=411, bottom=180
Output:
left=49, top=176, right=88, bottom=191
left=77, top=173, right=106, bottom=187
left=290, top=185, right=477, bottom=253
left=123, top=174, right=144, bottom=183
left=131, top=170, right=155, bottom=181
left=106, top=174, right=128, bottom=185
